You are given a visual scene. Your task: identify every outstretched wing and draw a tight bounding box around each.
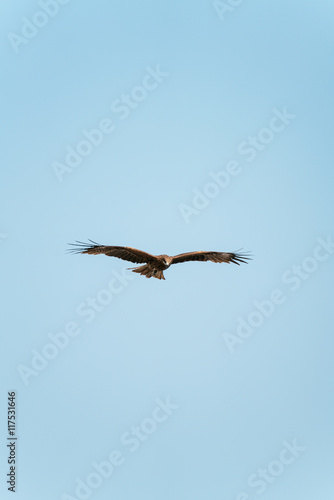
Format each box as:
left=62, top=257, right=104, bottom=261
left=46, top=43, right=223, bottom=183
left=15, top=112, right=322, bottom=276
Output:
left=68, top=240, right=158, bottom=265
left=170, top=250, right=251, bottom=266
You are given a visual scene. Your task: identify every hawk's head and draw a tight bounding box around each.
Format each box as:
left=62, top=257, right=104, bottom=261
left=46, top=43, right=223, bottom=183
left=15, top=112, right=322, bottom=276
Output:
left=160, top=255, right=172, bottom=268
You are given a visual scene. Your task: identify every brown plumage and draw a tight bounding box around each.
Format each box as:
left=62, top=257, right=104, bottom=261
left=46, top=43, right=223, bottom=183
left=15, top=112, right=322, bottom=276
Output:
left=68, top=240, right=251, bottom=280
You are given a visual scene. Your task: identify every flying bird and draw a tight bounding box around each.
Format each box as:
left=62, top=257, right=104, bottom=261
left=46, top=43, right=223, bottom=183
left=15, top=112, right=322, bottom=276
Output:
left=68, top=240, right=251, bottom=280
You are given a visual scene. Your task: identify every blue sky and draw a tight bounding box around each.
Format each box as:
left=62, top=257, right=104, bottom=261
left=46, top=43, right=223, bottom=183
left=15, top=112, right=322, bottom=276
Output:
left=1, top=1, right=334, bottom=499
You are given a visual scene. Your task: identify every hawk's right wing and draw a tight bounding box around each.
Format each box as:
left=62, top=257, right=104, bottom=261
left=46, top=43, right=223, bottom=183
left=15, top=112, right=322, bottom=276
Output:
left=68, top=241, right=159, bottom=265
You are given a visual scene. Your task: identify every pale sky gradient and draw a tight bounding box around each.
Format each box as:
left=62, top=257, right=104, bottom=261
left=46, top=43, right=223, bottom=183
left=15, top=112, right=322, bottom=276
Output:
left=1, top=1, right=334, bottom=499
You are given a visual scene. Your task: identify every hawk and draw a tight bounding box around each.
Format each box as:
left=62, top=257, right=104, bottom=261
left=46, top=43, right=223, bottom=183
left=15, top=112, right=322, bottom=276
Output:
left=69, top=240, right=251, bottom=280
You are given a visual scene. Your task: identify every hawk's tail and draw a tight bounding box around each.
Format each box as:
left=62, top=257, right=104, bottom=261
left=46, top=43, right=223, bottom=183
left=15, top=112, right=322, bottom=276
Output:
left=129, top=265, right=165, bottom=280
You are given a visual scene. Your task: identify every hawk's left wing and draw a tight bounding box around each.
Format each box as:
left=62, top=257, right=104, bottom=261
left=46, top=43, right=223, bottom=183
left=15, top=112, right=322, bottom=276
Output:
left=170, top=250, right=251, bottom=266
